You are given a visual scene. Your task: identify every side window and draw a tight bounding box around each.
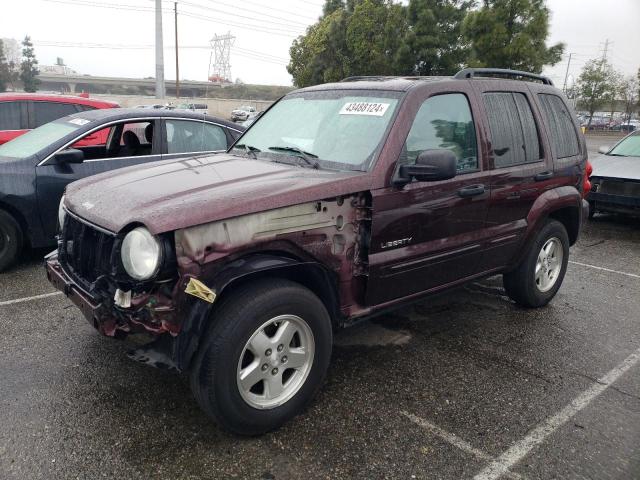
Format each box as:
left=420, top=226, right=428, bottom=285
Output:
left=483, top=92, right=542, bottom=168
left=33, top=102, right=79, bottom=127
left=404, top=93, right=478, bottom=173
left=538, top=94, right=580, bottom=159
left=0, top=102, right=26, bottom=130
left=165, top=120, right=227, bottom=154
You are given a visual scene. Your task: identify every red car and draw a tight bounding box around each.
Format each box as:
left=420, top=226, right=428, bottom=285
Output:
left=0, top=93, right=119, bottom=145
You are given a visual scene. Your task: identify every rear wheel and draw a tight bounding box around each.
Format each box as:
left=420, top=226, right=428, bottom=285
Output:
left=503, top=220, right=569, bottom=308
left=190, top=278, right=332, bottom=435
left=0, top=210, right=23, bottom=272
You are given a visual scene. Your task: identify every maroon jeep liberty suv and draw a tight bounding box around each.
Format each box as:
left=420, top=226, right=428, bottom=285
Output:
left=46, top=68, right=591, bottom=434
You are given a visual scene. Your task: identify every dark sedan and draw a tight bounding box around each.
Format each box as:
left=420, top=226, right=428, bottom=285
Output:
left=0, top=108, right=244, bottom=270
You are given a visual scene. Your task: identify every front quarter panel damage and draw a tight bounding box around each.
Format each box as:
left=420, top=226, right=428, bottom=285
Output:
left=175, top=194, right=371, bottom=316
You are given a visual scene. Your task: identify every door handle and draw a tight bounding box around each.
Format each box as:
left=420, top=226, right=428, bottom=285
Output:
left=458, top=184, right=485, bottom=198
left=535, top=171, right=553, bottom=181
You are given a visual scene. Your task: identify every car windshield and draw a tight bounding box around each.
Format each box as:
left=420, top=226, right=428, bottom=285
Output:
left=0, top=119, right=83, bottom=159
left=608, top=133, right=640, bottom=157
left=234, top=90, right=401, bottom=171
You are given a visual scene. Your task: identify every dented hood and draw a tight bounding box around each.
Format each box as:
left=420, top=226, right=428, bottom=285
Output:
left=65, top=154, right=370, bottom=234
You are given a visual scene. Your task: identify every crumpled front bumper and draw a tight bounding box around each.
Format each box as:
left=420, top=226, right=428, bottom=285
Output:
left=45, top=251, right=186, bottom=337
left=45, top=251, right=111, bottom=334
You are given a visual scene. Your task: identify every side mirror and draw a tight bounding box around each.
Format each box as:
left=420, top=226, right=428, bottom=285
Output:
left=54, top=148, right=84, bottom=164
left=598, top=145, right=610, bottom=154
left=396, top=149, right=457, bottom=185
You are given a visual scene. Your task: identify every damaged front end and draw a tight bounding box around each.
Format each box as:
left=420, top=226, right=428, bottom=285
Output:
left=46, top=193, right=371, bottom=370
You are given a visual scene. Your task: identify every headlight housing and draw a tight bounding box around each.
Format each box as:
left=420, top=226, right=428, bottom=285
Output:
left=121, top=227, right=162, bottom=281
left=57, top=196, right=66, bottom=231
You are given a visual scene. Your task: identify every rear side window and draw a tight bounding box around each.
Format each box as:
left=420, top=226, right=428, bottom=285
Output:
left=165, top=120, right=228, bottom=153
left=0, top=101, right=26, bottom=130
left=538, top=94, right=580, bottom=159
left=404, top=93, right=478, bottom=173
left=33, top=102, right=80, bottom=127
left=483, top=92, right=542, bottom=168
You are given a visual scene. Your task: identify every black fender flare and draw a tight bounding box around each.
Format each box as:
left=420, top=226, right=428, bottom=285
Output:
left=172, top=253, right=340, bottom=371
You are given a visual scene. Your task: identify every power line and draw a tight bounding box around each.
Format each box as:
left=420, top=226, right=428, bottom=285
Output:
left=178, top=0, right=316, bottom=26
left=39, top=0, right=305, bottom=37
left=178, top=10, right=302, bottom=37
left=33, top=39, right=290, bottom=64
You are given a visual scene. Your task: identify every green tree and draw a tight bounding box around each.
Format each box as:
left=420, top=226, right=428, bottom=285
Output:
left=288, top=9, right=350, bottom=87
left=396, top=0, right=474, bottom=76
left=323, top=0, right=344, bottom=15
left=20, top=35, right=40, bottom=93
left=619, top=75, right=639, bottom=124
left=0, top=40, right=10, bottom=92
left=575, top=59, right=620, bottom=127
left=288, top=0, right=407, bottom=87
left=462, top=0, right=564, bottom=73
left=346, top=0, right=408, bottom=76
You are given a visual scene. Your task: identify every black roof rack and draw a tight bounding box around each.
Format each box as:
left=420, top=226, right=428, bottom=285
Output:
left=340, top=75, right=442, bottom=82
left=341, top=76, right=401, bottom=82
left=454, top=68, right=553, bottom=86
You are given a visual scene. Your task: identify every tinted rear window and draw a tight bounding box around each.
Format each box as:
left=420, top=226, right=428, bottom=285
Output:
left=483, top=92, right=542, bottom=168
left=538, top=94, right=580, bottom=159
left=33, top=101, right=81, bottom=127
left=0, top=102, right=25, bottom=130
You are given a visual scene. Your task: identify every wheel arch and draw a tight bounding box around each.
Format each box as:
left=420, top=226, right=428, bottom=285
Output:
left=0, top=200, right=28, bottom=247
left=173, top=252, right=341, bottom=372
left=507, top=187, right=582, bottom=271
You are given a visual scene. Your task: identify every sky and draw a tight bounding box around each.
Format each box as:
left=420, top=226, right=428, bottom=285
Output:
left=1, top=0, right=639, bottom=87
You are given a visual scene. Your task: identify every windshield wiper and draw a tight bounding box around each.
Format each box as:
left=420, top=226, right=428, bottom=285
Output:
left=268, top=146, right=320, bottom=169
left=234, top=143, right=261, bottom=159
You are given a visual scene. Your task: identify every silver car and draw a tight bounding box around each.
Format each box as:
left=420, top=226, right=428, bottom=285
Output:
left=588, top=131, right=640, bottom=217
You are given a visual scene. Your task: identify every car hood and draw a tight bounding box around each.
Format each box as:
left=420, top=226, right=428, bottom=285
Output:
left=65, top=154, right=370, bottom=234
left=590, top=153, right=640, bottom=181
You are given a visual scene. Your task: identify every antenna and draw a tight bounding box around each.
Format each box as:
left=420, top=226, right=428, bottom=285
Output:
left=209, top=32, right=235, bottom=84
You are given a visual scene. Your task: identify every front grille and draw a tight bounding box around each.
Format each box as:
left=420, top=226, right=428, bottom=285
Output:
left=59, top=214, right=118, bottom=289
left=598, top=178, right=640, bottom=197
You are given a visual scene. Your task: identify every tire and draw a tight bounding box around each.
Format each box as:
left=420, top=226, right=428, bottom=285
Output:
left=0, top=210, right=23, bottom=272
left=190, top=278, right=332, bottom=435
left=503, top=219, right=569, bottom=308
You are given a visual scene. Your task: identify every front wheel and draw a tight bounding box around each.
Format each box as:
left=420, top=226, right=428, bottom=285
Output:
left=190, top=278, right=332, bottom=435
left=0, top=210, right=23, bottom=272
left=503, top=220, right=569, bottom=308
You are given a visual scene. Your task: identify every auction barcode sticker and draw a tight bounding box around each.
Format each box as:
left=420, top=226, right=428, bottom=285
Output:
left=69, top=118, right=91, bottom=126
left=339, top=102, right=390, bottom=116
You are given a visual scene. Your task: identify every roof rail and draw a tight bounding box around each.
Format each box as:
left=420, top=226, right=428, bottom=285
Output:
left=340, top=76, right=397, bottom=82
left=454, top=68, right=553, bottom=86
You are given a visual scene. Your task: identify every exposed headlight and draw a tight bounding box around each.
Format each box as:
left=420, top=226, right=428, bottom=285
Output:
left=121, top=227, right=162, bottom=281
left=58, top=196, right=66, bottom=231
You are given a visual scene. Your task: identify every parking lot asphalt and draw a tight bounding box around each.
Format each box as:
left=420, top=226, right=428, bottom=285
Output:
left=1, top=138, right=638, bottom=480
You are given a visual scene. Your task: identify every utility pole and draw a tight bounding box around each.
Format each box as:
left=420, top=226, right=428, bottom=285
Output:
left=174, top=1, right=180, bottom=98
left=155, top=0, right=166, bottom=99
left=562, top=52, right=573, bottom=93
left=601, top=38, right=610, bottom=63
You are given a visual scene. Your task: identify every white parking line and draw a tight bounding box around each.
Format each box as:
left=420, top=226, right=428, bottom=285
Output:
left=402, top=411, right=492, bottom=460
left=473, top=346, right=640, bottom=480
left=0, top=291, right=62, bottom=307
left=401, top=412, right=523, bottom=480
left=569, top=261, right=640, bottom=279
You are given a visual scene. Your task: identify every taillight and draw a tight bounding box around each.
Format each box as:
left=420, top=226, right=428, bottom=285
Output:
left=582, top=160, right=593, bottom=198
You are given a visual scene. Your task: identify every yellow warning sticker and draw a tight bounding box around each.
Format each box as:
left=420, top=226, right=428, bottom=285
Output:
left=185, top=277, right=216, bottom=303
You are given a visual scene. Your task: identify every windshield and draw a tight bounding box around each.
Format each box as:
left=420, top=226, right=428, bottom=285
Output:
left=608, top=133, right=640, bottom=157
left=234, top=91, right=401, bottom=170
left=0, top=119, right=82, bottom=159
